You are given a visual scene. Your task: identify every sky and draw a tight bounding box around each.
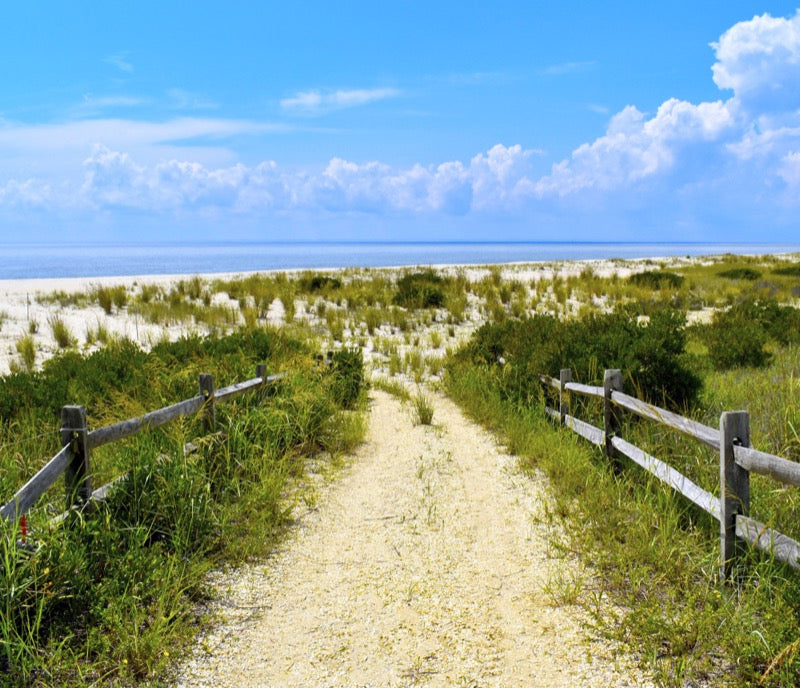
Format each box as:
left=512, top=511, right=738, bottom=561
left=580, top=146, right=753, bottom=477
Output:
left=2, top=2, right=800, bottom=243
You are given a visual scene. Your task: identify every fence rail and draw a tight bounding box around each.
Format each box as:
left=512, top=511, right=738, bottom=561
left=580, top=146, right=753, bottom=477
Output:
left=541, top=368, right=800, bottom=580
left=0, top=367, right=286, bottom=524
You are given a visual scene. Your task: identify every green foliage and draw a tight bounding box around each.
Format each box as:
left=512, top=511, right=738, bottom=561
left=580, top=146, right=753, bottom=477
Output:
left=0, top=325, right=366, bottom=685
left=628, top=270, right=685, bottom=290
left=411, top=390, right=434, bottom=425
left=93, top=286, right=128, bottom=314
left=48, top=315, right=75, bottom=349
left=445, top=360, right=800, bottom=687
left=719, top=267, right=762, bottom=281
left=15, top=335, right=36, bottom=372
left=455, top=309, right=701, bottom=409
left=299, top=273, right=342, bottom=292
left=328, top=348, right=365, bottom=409
left=394, top=270, right=446, bottom=309
left=701, top=299, right=800, bottom=369
left=772, top=263, right=800, bottom=277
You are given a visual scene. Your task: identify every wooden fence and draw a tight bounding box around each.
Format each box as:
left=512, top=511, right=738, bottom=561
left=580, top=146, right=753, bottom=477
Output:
left=0, top=364, right=285, bottom=524
left=540, top=368, right=800, bottom=581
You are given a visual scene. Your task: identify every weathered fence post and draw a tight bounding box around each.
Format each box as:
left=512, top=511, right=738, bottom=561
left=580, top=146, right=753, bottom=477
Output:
left=256, top=363, right=268, bottom=400
left=199, top=373, right=215, bottom=432
left=60, top=405, right=91, bottom=510
left=720, top=411, right=750, bottom=581
left=604, top=369, right=623, bottom=471
left=559, top=368, right=572, bottom=425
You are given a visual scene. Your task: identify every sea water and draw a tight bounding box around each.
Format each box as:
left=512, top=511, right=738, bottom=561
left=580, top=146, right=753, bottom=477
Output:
left=1, top=242, right=799, bottom=280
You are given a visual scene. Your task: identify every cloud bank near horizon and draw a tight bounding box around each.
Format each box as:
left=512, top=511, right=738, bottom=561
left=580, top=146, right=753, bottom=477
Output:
left=3, top=10, right=800, bottom=239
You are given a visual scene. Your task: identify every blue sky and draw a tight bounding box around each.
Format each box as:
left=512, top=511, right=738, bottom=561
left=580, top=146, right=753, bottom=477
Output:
left=1, top=2, right=800, bottom=243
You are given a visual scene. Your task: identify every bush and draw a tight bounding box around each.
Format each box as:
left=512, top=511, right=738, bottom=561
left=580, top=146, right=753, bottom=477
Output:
left=299, top=273, right=342, bottom=292
left=628, top=271, right=685, bottom=290
left=394, top=271, right=446, bottom=309
left=719, top=268, right=762, bottom=281
left=701, top=298, right=800, bottom=369
left=328, top=348, right=365, bottom=409
left=453, top=309, right=701, bottom=409
left=773, top=263, right=800, bottom=277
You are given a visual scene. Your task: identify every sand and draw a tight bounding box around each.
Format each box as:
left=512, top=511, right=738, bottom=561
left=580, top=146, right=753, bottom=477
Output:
left=0, top=255, right=700, bottom=376
left=174, top=389, right=654, bottom=687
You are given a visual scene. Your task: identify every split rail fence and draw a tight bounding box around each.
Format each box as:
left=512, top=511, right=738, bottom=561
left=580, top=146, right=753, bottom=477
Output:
left=0, top=364, right=285, bottom=524
left=541, top=368, right=800, bottom=580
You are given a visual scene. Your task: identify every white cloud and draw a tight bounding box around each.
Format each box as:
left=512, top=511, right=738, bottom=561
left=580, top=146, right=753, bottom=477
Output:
left=166, top=88, right=218, bottom=110
left=280, top=87, right=401, bottom=113
left=540, top=61, right=596, bottom=76
left=81, top=94, right=147, bottom=108
left=68, top=143, right=538, bottom=217
left=105, top=52, right=134, bottom=74
left=536, top=99, right=734, bottom=196
left=0, top=117, right=290, bottom=155
left=711, top=10, right=800, bottom=112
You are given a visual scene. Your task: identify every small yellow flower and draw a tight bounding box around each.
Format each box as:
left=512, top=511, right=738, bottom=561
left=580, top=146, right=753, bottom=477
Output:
left=163, top=651, right=169, bottom=657
left=122, top=659, right=128, bottom=665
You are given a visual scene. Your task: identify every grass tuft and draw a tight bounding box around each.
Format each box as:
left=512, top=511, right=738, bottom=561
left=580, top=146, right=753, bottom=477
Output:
left=411, top=390, right=434, bottom=425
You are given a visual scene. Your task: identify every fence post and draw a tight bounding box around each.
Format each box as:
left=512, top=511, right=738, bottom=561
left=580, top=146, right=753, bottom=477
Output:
left=60, top=405, right=92, bottom=511
left=719, top=411, right=750, bottom=581
left=256, top=363, right=268, bottom=400
left=199, top=373, right=215, bottom=432
left=559, top=368, right=572, bottom=425
left=604, top=369, right=623, bottom=471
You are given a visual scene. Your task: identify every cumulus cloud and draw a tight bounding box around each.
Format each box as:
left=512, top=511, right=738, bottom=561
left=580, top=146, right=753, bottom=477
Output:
left=711, top=10, right=800, bottom=112
left=536, top=100, right=734, bottom=195
left=536, top=10, right=800, bottom=200
left=73, top=143, right=537, bottom=216
left=280, top=87, right=401, bottom=113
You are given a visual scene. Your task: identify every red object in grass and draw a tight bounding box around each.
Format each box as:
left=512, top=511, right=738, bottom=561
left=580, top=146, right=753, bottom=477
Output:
left=20, top=515, right=27, bottom=543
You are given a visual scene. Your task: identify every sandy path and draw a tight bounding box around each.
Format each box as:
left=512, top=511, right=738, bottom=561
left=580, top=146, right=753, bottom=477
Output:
left=175, top=390, right=652, bottom=687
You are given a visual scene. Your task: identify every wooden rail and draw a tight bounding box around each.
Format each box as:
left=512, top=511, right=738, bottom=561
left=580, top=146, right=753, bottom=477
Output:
left=541, top=368, right=800, bottom=580
left=1, top=368, right=286, bottom=523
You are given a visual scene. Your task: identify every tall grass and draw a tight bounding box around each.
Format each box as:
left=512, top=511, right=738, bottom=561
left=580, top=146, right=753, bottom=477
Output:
left=0, top=326, right=366, bottom=686
left=445, top=346, right=800, bottom=687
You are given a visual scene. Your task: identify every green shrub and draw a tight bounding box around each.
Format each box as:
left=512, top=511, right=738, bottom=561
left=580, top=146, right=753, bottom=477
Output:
left=299, top=273, right=342, bottom=292
left=453, top=309, right=701, bottom=409
left=773, top=263, right=800, bottom=277
left=700, top=299, right=799, bottom=369
left=719, top=267, right=762, bottom=281
left=394, top=271, right=446, bottom=309
left=328, top=348, right=365, bottom=409
left=628, top=271, right=685, bottom=290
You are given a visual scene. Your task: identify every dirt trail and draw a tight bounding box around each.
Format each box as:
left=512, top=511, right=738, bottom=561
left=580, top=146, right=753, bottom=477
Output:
left=176, top=390, right=652, bottom=687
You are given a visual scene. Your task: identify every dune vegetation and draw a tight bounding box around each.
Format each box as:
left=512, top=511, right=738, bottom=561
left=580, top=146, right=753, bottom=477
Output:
left=2, top=250, right=800, bottom=686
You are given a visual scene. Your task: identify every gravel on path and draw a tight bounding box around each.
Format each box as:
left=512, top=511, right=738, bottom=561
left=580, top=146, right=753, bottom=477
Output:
left=175, top=389, right=653, bottom=687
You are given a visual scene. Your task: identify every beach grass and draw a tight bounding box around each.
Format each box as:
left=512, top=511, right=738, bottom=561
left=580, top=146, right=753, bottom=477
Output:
left=2, top=251, right=800, bottom=685
left=0, top=326, right=366, bottom=686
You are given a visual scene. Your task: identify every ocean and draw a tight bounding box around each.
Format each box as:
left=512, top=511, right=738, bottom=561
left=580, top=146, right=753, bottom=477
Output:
left=1, top=242, right=799, bottom=280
